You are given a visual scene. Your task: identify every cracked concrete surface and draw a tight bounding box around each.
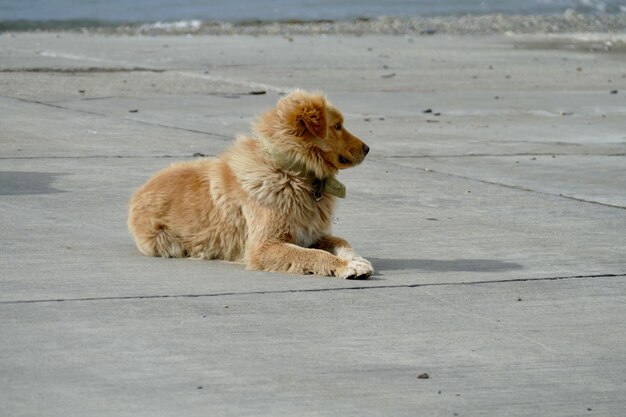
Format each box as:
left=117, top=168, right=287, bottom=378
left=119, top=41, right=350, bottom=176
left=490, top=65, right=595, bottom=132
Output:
left=1, top=32, right=625, bottom=417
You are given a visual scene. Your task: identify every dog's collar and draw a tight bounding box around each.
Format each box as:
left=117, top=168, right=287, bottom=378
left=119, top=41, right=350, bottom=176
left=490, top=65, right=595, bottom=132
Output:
left=259, top=137, right=346, bottom=201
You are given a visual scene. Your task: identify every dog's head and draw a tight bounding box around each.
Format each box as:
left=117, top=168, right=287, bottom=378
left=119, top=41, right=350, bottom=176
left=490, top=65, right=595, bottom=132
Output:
left=255, top=90, right=370, bottom=178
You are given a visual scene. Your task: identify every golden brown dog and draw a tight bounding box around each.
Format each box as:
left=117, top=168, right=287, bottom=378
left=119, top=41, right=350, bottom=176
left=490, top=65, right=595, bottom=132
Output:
left=128, top=90, right=373, bottom=279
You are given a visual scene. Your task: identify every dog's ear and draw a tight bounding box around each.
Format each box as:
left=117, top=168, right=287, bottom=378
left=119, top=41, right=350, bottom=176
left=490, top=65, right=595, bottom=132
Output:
left=280, top=92, right=327, bottom=139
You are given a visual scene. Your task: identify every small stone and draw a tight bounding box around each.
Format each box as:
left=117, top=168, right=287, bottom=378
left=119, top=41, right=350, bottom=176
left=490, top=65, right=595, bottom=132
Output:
left=517, top=297, right=522, bottom=301
left=417, top=373, right=429, bottom=379
left=433, top=112, right=441, bottom=116
left=192, top=152, right=206, bottom=157
left=610, top=90, right=618, bottom=94
left=422, top=108, right=433, bottom=114
left=249, top=90, right=266, bottom=95
left=78, top=89, right=85, bottom=93
left=381, top=72, right=396, bottom=79
left=129, top=109, right=139, bottom=113
left=224, top=305, right=229, bottom=308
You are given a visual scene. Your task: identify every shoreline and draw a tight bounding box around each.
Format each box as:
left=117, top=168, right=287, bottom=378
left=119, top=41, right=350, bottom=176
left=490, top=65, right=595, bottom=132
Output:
left=2, top=12, right=626, bottom=36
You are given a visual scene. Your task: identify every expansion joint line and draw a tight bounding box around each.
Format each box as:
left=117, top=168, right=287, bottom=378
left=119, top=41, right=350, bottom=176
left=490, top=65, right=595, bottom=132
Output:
left=1, top=273, right=624, bottom=305
left=1, top=95, right=231, bottom=139
left=413, top=165, right=626, bottom=210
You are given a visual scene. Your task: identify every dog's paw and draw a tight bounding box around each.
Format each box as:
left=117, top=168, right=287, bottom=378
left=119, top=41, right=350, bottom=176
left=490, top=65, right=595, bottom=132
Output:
left=337, top=258, right=374, bottom=280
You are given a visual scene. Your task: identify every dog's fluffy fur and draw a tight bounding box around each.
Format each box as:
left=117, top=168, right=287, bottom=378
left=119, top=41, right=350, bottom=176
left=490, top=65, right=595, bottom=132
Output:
left=128, top=90, right=373, bottom=279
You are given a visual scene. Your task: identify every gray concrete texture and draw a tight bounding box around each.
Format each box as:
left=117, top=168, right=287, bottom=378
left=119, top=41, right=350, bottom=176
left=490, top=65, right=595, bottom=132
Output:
left=1, top=32, right=625, bottom=416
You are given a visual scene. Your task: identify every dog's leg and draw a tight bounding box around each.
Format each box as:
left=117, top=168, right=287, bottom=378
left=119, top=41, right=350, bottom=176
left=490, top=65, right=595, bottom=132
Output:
left=313, top=235, right=374, bottom=277
left=248, top=240, right=371, bottom=279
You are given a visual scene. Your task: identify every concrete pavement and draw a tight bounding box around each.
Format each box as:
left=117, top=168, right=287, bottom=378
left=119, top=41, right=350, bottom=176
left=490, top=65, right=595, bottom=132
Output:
left=1, top=32, right=625, bottom=416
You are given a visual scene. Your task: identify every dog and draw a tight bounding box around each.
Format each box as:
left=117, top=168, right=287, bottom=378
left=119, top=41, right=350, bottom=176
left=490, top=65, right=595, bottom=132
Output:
left=128, top=90, right=373, bottom=279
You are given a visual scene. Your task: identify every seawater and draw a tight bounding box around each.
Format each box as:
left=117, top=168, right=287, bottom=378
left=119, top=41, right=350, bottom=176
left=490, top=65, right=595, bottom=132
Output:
left=1, top=0, right=625, bottom=29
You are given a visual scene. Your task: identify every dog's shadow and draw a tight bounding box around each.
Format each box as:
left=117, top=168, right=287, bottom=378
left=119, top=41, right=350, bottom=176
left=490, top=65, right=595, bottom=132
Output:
left=368, top=258, right=524, bottom=274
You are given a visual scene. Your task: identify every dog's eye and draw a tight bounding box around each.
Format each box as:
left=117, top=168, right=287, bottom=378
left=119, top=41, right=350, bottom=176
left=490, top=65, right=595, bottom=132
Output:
left=334, top=122, right=342, bottom=131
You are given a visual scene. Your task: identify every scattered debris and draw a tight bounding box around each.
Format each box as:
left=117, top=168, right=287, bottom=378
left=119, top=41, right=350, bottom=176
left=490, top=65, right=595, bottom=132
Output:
left=78, top=89, right=85, bottom=93
left=422, top=108, right=433, bottom=114
left=610, top=90, right=618, bottom=94
left=129, top=109, right=139, bottom=113
left=249, top=90, right=266, bottom=95
left=560, top=111, right=574, bottom=116
left=381, top=72, right=396, bottom=78
left=417, top=372, right=429, bottom=379
left=433, top=112, right=441, bottom=116
left=192, top=152, right=206, bottom=157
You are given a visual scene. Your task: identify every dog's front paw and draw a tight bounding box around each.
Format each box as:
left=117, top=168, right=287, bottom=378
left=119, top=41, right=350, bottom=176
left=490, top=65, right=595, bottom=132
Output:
left=337, top=258, right=374, bottom=280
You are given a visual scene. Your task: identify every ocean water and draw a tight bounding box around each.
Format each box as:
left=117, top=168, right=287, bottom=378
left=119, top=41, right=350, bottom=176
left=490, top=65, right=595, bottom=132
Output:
left=1, top=0, right=625, bottom=29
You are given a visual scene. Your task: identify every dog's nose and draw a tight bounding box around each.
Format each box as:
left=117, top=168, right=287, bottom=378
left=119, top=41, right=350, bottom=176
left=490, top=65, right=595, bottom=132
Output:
left=362, top=144, right=370, bottom=155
